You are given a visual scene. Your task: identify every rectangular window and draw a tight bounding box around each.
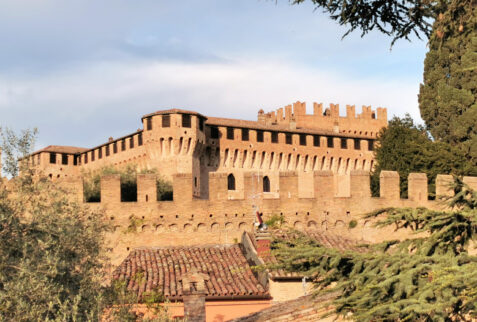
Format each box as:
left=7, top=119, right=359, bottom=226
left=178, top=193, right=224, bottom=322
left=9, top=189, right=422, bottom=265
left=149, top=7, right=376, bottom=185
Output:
left=182, top=114, right=191, bottom=128
left=299, top=134, right=306, bottom=146
left=121, top=139, right=126, bottom=151
left=146, top=117, right=152, bottom=131
left=286, top=133, right=292, bottom=145
left=138, top=133, right=143, bottom=146
left=271, top=132, right=278, bottom=143
left=313, top=135, right=320, bottom=147
left=91, top=151, right=95, bottom=161
left=74, top=155, right=78, bottom=166
left=341, top=138, right=347, bottom=149
left=256, top=130, right=264, bottom=142
left=162, top=115, right=170, bottom=127
left=199, top=118, right=204, bottom=131
left=49, top=152, right=56, bottom=164
left=327, top=137, right=334, bottom=148
left=210, top=126, right=219, bottom=139
left=106, top=145, right=110, bottom=157
left=84, top=153, right=88, bottom=164
left=61, top=154, right=68, bottom=165
left=354, top=139, right=361, bottom=150
left=98, top=148, right=102, bottom=159
left=38, top=154, right=41, bottom=165
left=113, top=142, right=118, bottom=153
left=130, top=137, right=134, bottom=149
left=242, top=128, right=249, bottom=141
left=227, top=127, right=234, bottom=140
left=368, top=139, right=374, bottom=151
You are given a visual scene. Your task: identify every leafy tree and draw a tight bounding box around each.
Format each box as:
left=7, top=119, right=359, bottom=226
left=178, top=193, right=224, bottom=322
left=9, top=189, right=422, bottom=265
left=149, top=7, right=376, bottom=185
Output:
left=0, top=128, right=109, bottom=321
left=370, top=115, right=474, bottom=198
left=271, top=180, right=477, bottom=321
left=419, top=2, right=477, bottom=165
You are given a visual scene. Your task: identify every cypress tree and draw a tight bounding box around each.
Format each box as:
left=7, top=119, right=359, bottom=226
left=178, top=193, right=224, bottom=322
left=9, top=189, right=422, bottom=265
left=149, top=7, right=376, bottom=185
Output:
left=419, top=1, right=477, bottom=167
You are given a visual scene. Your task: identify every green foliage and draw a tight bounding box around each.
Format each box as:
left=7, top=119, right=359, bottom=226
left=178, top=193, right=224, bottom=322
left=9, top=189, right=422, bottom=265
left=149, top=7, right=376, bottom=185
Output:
left=82, top=166, right=173, bottom=202
left=370, top=115, right=473, bottom=198
left=419, top=1, right=477, bottom=166
left=265, top=213, right=286, bottom=229
left=0, top=127, right=38, bottom=177
left=271, top=180, right=477, bottom=321
left=348, top=219, right=357, bottom=229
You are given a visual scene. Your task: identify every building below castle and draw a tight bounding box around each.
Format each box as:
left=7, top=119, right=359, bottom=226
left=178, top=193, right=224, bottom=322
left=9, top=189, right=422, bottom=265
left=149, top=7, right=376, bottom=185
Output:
left=29, top=101, right=387, bottom=198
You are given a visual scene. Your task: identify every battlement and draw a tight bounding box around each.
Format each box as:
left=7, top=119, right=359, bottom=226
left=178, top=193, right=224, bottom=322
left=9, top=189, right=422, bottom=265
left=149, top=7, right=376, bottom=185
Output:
left=259, top=101, right=387, bottom=137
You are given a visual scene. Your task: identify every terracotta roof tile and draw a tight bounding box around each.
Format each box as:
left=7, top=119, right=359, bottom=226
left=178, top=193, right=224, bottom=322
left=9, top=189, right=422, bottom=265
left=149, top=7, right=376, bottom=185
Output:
left=142, top=109, right=207, bottom=119
left=112, top=245, right=269, bottom=301
left=32, top=145, right=88, bottom=155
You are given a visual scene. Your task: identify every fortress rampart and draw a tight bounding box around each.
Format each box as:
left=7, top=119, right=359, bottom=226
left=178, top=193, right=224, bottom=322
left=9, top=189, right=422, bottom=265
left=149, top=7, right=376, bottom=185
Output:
left=58, top=170, right=477, bottom=265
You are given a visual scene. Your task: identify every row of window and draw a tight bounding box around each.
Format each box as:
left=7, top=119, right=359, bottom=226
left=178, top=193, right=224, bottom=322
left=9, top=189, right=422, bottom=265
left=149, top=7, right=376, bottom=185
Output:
left=145, top=114, right=204, bottom=132
left=49, top=153, right=73, bottom=165
left=227, top=174, right=271, bottom=192
left=212, top=127, right=374, bottom=151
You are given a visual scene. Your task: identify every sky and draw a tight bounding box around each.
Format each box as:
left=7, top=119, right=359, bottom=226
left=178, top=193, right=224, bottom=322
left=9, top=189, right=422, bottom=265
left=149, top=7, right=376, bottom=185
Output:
left=0, top=0, right=428, bottom=151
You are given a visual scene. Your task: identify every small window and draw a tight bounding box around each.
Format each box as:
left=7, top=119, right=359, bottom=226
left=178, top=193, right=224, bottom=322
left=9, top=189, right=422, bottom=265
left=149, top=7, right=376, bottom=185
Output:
left=354, top=139, right=361, bottom=150
left=37, top=154, right=41, bottom=165
left=313, top=135, right=320, bottom=147
left=227, top=127, right=234, bottom=140
left=256, top=130, right=264, bottom=143
left=113, top=142, right=118, bottom=153
left=130, top=137, right=134, bottom=149
left=84, top=153, right=88, bottom=164
left=91, top=151, right=95, bottom=161
left=98, top=148, right=102, bottom=159
left=242, top=129, right=249, bottom=141
left=327, top=137, right=334, bottom=148
left=368, top=139, right=374, bottom=151
left=227, top=174, right=236, bottom=191
left=199, top=118, right=204, bottom=131
left=138, top=133, right=143, bottom=146
left=146, top=117, right=152, bottom=131
left=182, top=114, right=191, bottom=128
left=299, top=134, right=306, bottom=146
left=271, top=132, right=278, bottom=143
left=210, top=127, right=219, bottom=139
left=162, top=115, right=171, bottom=127
left=73, top=155, right=78, bottom=166
left=263, top=176, right=270, bottom=193
left=49, top=153, right=56, bottom=164
left=341, top=138, right=347, bottom=149
left=106, top=145, right=110, bottom=156
left=121, top=139, right=126, bottom=151
left=286, top=133, right=292, bottom=145
left=61, top=154, right=68, bottom=165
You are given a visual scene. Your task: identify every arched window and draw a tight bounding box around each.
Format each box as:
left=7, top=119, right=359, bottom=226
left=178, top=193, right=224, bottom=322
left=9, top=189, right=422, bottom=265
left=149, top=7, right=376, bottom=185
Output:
left=227, top=174, right=236, bottom=191
left=263, top=176, right=270, bottom=193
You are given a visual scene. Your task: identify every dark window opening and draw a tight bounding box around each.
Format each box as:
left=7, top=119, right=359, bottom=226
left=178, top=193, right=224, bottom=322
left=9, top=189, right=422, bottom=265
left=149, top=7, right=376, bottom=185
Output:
left=199, top=118, right=204, bottom=131
left=242, top=128, right=249, bottom=141
left=61, top=154, right=68, bottom=165
left=299, top=134, right=306, bottom=146
left=130, top=137, right=134, bottom=149
left=210, top=127, right=219, bottom=139
left=227, top=174, right=236, bottom=191
left=182, top=114, right=191, bottom=128
left=256, top=130, right=264, bottom=142
left=263, top=176, right=270, bottom=192
left=227, top=127, right=234, bottom=140
left=84, top=154, right=88, bottom=164
left=98, top=148, right=102, bottom=159
left=121, top=178, right=137, bottom=202
left=286, top=133, right=292, bottom=145
left=146, top=117, right=152, bottom=131
left=162, top=115, right=170, bottom=127
left=49, top=153, right=56, bottom=164
left=91, top=151, right=95, bottom=161
left=113, top=142, right=118, bottom=154
left=121, top=140, right=126, bottom=151
left=313, top=135, right=320, bottom=147
left=327, top=137, right=334, bottom=148
left=368, top=139, right=375, bottom=151
left=271, top=132, right=278, bottom=143
left=354, top=139, right=361, bottom=150
left=106, top=145, right=110, bottom=157
left=73, top=155, right=78, bottom=166
left=341, top=138, right=347, bottom=149
left=138, top=133, right=143, bottom=146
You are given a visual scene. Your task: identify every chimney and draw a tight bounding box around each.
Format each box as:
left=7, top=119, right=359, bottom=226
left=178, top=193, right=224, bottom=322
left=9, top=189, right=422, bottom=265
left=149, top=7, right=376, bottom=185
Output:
left=180, top=270, right=209, bottom=322
left=255, top=231, right=272, bottom=259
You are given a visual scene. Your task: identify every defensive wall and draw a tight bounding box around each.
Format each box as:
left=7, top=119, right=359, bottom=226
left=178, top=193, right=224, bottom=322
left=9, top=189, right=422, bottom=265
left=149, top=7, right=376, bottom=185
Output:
left=59, top=170, right=477, bottom=265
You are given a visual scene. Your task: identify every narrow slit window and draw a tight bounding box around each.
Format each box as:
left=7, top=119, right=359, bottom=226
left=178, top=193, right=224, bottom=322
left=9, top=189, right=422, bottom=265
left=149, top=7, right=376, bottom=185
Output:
left=73, top=155, right=78, bottom=166
left=84, top=153, right=88, bottom=164
left=130, top=137, right=134, bottom=149
left=121, top=139, right=126, bottom=151
left=98, top=148, right=102, bottom=159
left=146, top=117, right=152, bottom=131
left=138, top=133, right=143, bottom=146
left=263, top=176, right=270, bottom=192
left=91, top=151, right=95, bottom=161
left=106, top=145, right=110, bottom=156
left=113, top=142, right=118, bottom=153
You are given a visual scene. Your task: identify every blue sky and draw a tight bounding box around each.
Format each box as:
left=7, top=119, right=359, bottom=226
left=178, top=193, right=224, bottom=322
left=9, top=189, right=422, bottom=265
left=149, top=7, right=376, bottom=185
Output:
left=0, top=0, right=428, bottom=150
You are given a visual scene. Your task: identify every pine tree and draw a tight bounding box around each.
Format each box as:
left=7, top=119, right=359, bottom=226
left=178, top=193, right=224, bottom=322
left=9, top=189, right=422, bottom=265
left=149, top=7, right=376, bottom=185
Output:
left=419, top=1, right=477, bottom=166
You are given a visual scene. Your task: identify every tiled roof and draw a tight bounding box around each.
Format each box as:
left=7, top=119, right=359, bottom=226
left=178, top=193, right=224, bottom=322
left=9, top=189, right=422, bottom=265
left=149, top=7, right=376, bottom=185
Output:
left=142, top=108, right=207, bottom=119
left=206, top=116, right=372, bottom=139
left=112, top=245, right=269, bottom=301
left=228, top=293, right=339, bottom=322
left=32, top=145, right=88, bottom=155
